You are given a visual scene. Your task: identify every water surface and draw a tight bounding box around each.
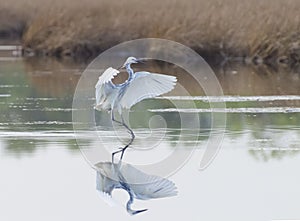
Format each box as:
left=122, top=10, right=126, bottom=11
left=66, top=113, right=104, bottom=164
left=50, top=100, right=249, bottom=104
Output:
left=0, top=58, right=300, bottom=221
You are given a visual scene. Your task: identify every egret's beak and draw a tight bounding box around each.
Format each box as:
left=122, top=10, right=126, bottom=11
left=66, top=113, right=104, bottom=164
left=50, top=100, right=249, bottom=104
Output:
left=127, top=207, right=148, bottom=215
left=136, top=58, right=147, bottom=64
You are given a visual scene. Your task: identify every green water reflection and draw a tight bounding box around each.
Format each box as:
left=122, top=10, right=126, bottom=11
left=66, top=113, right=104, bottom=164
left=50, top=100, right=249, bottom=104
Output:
left=0, top=59, right=299, bottom=161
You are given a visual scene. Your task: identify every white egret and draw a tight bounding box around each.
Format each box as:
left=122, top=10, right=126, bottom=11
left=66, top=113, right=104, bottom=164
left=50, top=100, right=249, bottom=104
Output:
left=95, top=162, right=177, bottom=215
left=95, top=57, right=177, bottom=161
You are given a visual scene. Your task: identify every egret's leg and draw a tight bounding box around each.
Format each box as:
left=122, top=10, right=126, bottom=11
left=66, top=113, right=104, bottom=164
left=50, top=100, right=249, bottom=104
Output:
left=112, top=143, right=130, bottom=163
left=111, top=111, right=123, bottom=125
left=121, top=114, right=135, bottom=144
left=111, top=111, right=123, bottom=163
left=118, top=114, right=135, bottom=160
left=112, top=129, right=134, bottom=162
left=111, top=111, right=132, bottom=136
left=111, top=111, right=135, bottom=162
left=112, top=111, right=134, bottom=140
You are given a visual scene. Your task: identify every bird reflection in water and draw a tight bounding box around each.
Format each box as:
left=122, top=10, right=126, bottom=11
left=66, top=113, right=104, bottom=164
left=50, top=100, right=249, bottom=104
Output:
left=95, top=162, right=177, bottom=215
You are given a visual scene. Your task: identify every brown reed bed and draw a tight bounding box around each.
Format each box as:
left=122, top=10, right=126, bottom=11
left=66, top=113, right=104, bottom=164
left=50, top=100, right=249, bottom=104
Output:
left=1, top=0, right=300, bottom=65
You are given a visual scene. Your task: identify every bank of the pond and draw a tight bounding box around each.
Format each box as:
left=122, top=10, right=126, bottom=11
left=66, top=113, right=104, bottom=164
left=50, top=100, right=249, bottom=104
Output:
left=1, top=0, right=300, bottom=65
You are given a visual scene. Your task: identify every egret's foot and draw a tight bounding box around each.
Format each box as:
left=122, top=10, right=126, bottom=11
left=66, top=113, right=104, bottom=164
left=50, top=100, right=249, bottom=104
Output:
left=111, top=145, right=130, bottom=163
left=112, top=149, right=121, bottom=163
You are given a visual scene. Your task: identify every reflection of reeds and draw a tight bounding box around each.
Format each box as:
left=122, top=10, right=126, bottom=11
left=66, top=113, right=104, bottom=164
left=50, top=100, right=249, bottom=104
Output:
left=23, top=58, right=83, bottom=97
left=2, top=0, right=300, bottom=63
left=23, top=58, right=300, bottom=97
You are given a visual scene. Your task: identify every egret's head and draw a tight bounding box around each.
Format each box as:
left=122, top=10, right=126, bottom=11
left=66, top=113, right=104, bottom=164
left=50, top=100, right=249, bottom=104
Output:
left=121, top=57, right=145, bottom=68
left=125, top=57, right=139, bottom=64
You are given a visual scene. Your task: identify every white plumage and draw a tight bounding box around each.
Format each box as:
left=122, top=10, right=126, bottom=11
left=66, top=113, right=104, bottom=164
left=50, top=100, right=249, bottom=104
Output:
left=120, top=71, right=177, bottom=109
left=95, top=162, right=177, bottom=215
left=95, top=67, right=120, bottom=111
left=95, top=68, right=176, bottom=113
left=94, top=56, right=177, bottom=161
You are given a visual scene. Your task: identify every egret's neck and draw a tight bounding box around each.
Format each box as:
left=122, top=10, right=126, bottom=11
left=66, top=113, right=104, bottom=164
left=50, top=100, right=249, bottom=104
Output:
left=126, top=63, right=134, bottom=80
left=126, top=193, right=134, bottom=212
left=126, top=192, right=148, bottom=215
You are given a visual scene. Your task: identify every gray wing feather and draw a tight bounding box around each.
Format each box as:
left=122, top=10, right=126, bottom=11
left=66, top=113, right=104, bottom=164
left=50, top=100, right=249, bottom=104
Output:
left=120, top=164, right=177, bottom=200
left=95, top=162, right=177, bottom=203
left=120, top=71, right=177, bottom=109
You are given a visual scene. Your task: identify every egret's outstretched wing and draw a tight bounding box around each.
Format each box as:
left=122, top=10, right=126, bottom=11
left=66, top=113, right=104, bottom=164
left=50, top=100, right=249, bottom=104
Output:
left=120, top=164, right=178, bottom=200
left=95, top=67, right=119, bottom=110
left=120, top=72, right=177, bottom=109
left=96, top=67, right=120, bottom=85
left=96, top=171, right=117, bottom=207
left=95, top=162, right=122, bottom=207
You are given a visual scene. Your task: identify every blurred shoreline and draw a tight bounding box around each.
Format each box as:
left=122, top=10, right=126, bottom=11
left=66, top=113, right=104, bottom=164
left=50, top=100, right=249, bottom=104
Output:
left=1, top=0, right=300, bottom=66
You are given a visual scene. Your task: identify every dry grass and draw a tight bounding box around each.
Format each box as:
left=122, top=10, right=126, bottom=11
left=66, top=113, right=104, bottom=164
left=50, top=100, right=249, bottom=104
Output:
left=1, top=0, right=300, bottom=64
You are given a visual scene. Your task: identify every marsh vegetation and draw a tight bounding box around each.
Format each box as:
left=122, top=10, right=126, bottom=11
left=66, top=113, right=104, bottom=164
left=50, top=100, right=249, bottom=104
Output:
left=1, top=0, right=300, bottom=65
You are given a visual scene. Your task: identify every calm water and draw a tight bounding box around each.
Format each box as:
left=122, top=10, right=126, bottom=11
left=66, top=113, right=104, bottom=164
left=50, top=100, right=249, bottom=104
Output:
left=0, top=58, right=300, bottom=221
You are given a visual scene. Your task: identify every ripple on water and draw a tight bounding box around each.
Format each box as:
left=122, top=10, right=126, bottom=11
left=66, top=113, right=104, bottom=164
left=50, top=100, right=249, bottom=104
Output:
left=157, top=95, right=300, bottom=102
left=149, top=107, right=300, bottom=113
left=0, top=94, right=11, bottom=98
